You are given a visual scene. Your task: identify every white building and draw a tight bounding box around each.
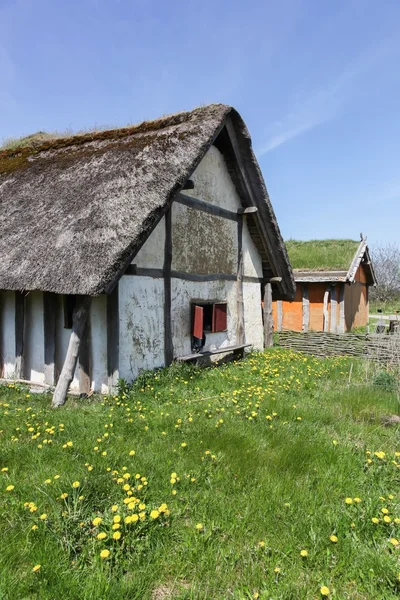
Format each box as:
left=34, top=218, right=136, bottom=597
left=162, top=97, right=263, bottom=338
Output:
left=0, top=104, right=294, bottom=405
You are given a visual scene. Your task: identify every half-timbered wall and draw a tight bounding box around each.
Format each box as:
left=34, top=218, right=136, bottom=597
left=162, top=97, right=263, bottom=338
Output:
left=118, top=144, right=264, bottom=381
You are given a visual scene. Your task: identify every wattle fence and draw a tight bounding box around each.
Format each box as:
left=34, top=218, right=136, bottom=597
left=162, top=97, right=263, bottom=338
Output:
left=275, top=330, right=400, bottom=364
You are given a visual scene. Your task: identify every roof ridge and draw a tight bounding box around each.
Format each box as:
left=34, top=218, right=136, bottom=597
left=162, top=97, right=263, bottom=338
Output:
left=0, top=103, right=230, bottom=162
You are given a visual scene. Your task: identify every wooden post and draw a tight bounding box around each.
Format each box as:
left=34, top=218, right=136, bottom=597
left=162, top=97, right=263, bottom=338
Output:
left=323, top=286, right=330, bottom=332
left=276, top=300, right=283, bottom=331
left=237, top=215, right=245, bottom=344
left=302, top=284, right=309, bottom=332
left=263, top=283, right=273, bottom=347
left=339, top=284, right=345, bottom=333
left=164, top=208, right=173, bottom=365
left=43, top=292, right=57, bottom=386
left=52, top=296, right=91, bottom=407
left=79, top=308, right=92, bottom=396
left=107, top=287, right=119, bottom=392
left=15, top=291, right=25, bottom=380
left=330, top=286, right=337, bottom=334
left=0, top=293, right=3, bottom=378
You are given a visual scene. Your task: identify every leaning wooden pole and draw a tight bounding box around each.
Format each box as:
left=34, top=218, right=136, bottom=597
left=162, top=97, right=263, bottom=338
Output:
left=52, top=296, right=91, bottom=408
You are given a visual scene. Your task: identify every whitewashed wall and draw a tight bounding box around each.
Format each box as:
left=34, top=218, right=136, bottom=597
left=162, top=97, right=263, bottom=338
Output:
left=0, top=291, right=16, bottom=378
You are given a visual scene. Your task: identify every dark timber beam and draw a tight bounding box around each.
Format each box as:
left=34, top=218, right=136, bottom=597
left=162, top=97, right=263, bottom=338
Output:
left=176, top=193, right=239, bottom=222
left=15, top=292, right=25, bottom=380
left=164, top=208, right=173, bottom=365
left=237, top=215, right=245, bottom=345
left=79, top=307, right=92, bottom=396
left=52, top=296, right=91, bottom=407
left=263, top=283, right=273, bottom=348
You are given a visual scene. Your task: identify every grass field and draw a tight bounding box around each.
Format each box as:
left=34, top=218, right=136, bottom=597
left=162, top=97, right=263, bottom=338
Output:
left=1, top=349, right=399, bottom=599
left=370, top=298, right=400, bottom=315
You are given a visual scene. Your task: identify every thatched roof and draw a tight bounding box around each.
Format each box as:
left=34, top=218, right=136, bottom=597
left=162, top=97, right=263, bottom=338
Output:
left=0, top=104, right=294, bottom=297
left=289, top=239, right=377, bottom=285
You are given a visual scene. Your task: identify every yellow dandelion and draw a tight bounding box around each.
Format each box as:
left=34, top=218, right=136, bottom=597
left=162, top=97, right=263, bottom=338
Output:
left=329, top=535, right=338, bottom=543
left=31, top=524, right=38, bottom=531
left=372, top=517, right=380, bottom=524
left=195, top=523, right=204, bottom=531
left=300, top=549, right=308, bottom=557
left=92, top=517, right=102, bottom=526
left=100, top=549, right=110, bottom=559
left=384, top=516, right=392, bottom=523
left=150, top=510, right=160, bottom=519
left=60, top=493, right=68, bottom=499
left=39, top=514, right=47, bottom=520
left=113, top=531, right=121, bottom=540
left=6, top=485, right=14, bottom=492
left=389, top=538, right=399, bottom=546
left=129, top=450, right=135, bottom=456
left=97, top=532, right=107, bottom=540
left=72, top=481, right=80, bottom=488
left=111, top=505, right=118, bottom=512
left=32, top=564, right=41, bottom=572
left=345, top=497, right=353, bottom=505
left=320, top=586, right=330, bottom=597
left=113, top=515, right=121, bottom=523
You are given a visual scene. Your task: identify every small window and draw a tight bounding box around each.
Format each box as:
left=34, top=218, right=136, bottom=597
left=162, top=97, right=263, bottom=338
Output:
left=191, top=302, right=227, bottom=352
left=63, top=295, right=76, bottom=329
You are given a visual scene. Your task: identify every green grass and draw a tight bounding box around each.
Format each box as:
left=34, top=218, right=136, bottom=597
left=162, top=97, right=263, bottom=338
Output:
left=370, top=297, right=400, bottom=315
left=285, top=239, right=360, bottom=271
left=1, top=349, right=399, bottom=599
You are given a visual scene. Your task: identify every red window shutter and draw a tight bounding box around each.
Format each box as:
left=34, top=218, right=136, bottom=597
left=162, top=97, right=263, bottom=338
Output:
left=193, top=305, right=204, bottom=339
left=212, top=304, right=227, bottom=332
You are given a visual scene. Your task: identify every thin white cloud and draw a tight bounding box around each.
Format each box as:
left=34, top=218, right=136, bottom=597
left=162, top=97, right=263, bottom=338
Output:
left=257, top=42, right=396, bottom=156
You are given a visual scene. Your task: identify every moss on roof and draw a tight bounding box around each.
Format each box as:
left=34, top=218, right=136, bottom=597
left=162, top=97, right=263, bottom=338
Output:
left=285, top=239, right=360, bottom=271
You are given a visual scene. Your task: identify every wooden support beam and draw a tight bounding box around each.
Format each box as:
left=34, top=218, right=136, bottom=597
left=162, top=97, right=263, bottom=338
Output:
left=330, top=286, right=337, bottom=334
left=177, top=192, right=238, bottom=221
left=263, top=283, right=273, bottom=348
left=323, top=287, right=330, bottom=332
left=0, top=294, right=3, bottom=378
left=236, top=215, right=245, bottom=345
left=339, top=284, right=345, bottom=334
left=276, top=300, right=283, bottom=332
left=237, top=206, right=258, bottom=215
left=15, top=292, right=25, bottom=380
left=52, top=296, right=91, bottom=407
left=107, top=286, right=119, bottom=393
left=164, top=208, right=174, bottom=365
left=302, top=284, right=309, bottom=332
left=79, top=307, right=92, bottom=396
left=43, top=292, right=57, bottom=386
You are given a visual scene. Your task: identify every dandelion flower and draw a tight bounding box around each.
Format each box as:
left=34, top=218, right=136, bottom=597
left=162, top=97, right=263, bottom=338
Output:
left=112, top=531, right=121, bottom=540
left=92, top=517, right=102, bottom=526
left=32, top=564, right=41, bottom=572
left=300, top=549, right=308, bottom=557
left=372, top=517, right=380, bottom=524
left=31, top=525, right=38, bottom=531
left=129, top=450, right=135, bottom=456
left=345, top=497, right=353, bottom=505
left=274, top=567, right=280, bottom=573
left=389, top=538, right=399, bottom=546
left=320, top=586, right=330, bottom=596
left=72, top=481, right=80, bottom=488
left=384, top=516, right=392, bottom=523
left=6, top=485, right=14, bottom=492
left=353, top=497, right=361, bottom=503
left=111, top=505, right=119, bottom=512
left=39, top=514, right=47, bottom=520
left=150, top=510, right=160, bottom=519
left=100, top=549, right=110, bottom=559
left=113, top=515, right=121, bottom=523
left=195, top=523, right=204, bottom=531
left=329, top=535, right=338, bottom=543
left=381, top=508, right=389, bottom=514
left=97, top=532, right=107, bottom=540
left=60, top=493, right=68, bottom=500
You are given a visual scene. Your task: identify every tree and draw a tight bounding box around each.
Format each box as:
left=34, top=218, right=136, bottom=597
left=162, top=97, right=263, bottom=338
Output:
left=369, top=242, right=400, bottom=303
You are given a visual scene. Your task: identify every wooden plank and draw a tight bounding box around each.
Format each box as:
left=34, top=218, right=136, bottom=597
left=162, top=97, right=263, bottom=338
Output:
left=164, top=207, right=174, bottom=365
left=302, top=284, right=309, bottom=332
left=107, top=286, right=119, bottom=392
left=15, top=291, right=25, bottom=380
left=43, top=292, right=57, bottom=386
left=0, top=293, right=3, bottom=378
left=330, top=286, right=337, bottom=334
left=125, top=266, right=164, bottom=278
left=263, top=283, right=273, bottom=348
left=323, top=286, right=330, bottom=332
left=176, top=343, right=252, bottom=362
left=236, top=215, right=245, bottom=345
left=124, top=266, right=262, bottom=284
left=52, top=296, right=91, bottom=407
left=339, top=284, right=345, bottom=333
left=176, top=192, right=238, bottom=222
left=79, top=306, right=92, bottom=396
left=277, top=300, right=283, bottom=332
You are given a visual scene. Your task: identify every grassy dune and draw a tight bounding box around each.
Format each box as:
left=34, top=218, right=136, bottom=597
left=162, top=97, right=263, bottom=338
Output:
left=0, top=349, right=399, bottom=599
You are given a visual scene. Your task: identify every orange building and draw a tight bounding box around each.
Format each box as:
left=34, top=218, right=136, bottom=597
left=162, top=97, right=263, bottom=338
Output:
left=272, top=238, right=377, bottom=333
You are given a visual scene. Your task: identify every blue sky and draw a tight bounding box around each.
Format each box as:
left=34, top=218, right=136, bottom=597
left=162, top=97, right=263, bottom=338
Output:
left=1, top=0, right=399, bottom=245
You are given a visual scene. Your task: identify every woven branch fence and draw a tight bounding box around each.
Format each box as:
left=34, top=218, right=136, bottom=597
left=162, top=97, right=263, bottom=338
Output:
left=276, top=330, right=400, bottom=364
